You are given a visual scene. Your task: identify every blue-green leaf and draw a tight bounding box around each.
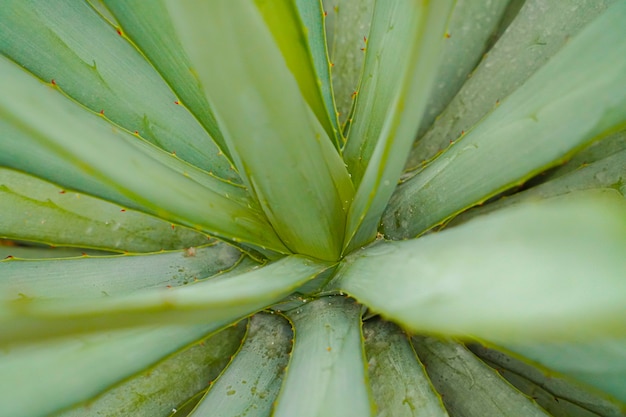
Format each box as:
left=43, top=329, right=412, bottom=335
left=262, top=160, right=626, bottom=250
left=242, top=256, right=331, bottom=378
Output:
left=469, top=343, right=626, bottom=416
left=342, top=0, right=455, bottom=253
left=0, top=55, right=287, bottom=254
left=333, top=191, right=626, bottom=342
left=273, top=296, right=372, bottom=417
left=364, top=319, right=448, bottom=417
left=56, top=325, right=246, bottom=417
left=0, top=168, right=209, bottom=253
left=405, top=0, right=617, bottom=171
left=0, top=255, right=330, bottom=344
left=501, top=339, right=626, bottom=404
left=0, top=323, right=238, bottom=417
left=165, top=0, right=354, bottom=261
left=412, top=336, right=550, bottom=416
left=384, top=1, right=626, bottom=238
left=0, top=0, right=237, bottom=180
left=0, top=244, right=244, bottom=299
left=189, top=313, right=292, bottom=417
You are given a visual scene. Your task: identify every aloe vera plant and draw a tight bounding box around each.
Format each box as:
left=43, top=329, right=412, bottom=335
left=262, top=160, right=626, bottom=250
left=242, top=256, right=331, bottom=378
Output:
left=1, top=0, right=626, bottom=416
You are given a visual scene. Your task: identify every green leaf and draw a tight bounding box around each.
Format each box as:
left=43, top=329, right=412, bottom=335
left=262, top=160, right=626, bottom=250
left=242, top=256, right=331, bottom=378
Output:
left=415, top=0, right=512, bottom=139
left=448, top=151, right=626, bottom=228
left=323, top=0, right=375, bottom=127
left=0, top=246, right=112, bottom=259
left=469, top=343, right=626, bottom=416
left=0, top=323, right=236, bottom=417
left=412, top=336, right=551, bottom=416
left=405, top=0, right=617, bottom=171
left=0, top=255, right=330, bottom=344
left=0, top=0, right=237, bottom=181
left=363, top=319, right=448, bottom=417
left=189, top=313, right=292, bottom=417
left=539, top=128, right=626, bottom=183
left=99, top=0, right=232, bottom=162
left=384, top=1, right=626, bottom=238
left=0, top=56, right=288, bottom=254
left=0, top=244, right=244, bottom=299
left=164, top=0, right=353, bottom=261
left=333, top=191, right=626, bottom=342
left=257, top=0, right=341, bottom=148
left=501, top=339, right=626, bottom=405
left=342, top=1, right=455, bottom=253
left=0, top=168, right=209, bottom=252
left=273, top=296, right=372, bottom=417
left=56, top=325, right=246, bottom=417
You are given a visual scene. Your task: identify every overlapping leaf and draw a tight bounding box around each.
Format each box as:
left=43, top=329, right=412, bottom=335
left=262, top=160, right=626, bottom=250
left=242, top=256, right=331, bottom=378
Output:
left=334, top=191, right=626, bottom=342
left=165, top=0, right=353, bottom=261
left=0, top=255, right=330, bottom=344
left=384, top=1, right=626, bottom=238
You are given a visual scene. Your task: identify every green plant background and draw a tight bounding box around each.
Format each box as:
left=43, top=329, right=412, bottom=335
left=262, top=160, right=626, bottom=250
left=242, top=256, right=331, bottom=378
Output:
left=1, top=0, right=626, bottom=416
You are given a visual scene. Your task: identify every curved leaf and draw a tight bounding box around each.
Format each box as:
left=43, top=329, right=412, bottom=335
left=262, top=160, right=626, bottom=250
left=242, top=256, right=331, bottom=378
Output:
left=258, top=0, right=341, bottom=147
left=412, top=336, right=550, bottom=416
left=0, top=56, right=287, bottom=254
left=0, top=244, right=244, bottom=299
left=0, top=0, right=237, bottom=180
left=415, top=0, right=512, bottom=139
left=189, top=313, right=292, bottom=417
left=323, top=0, right=375, bottom=127
left=56, top=325, right=246, bottom=417
left=99, top=0, right=232, bottom=163
left=342, top=0, right=454, bottom=253
left=364, top=319, right=448, bottom=417
left=405, top=0, right=617, bottom=171
left=165, top=0, right=354, bottom=261
left=469, top=343, right=626, bottom=416
left=334, top=191, right=626, bottom=342
left=448, top=146, right=626, bottom=228
left=501, top=339, right=626, bottom=405
left=384, top=1, right=626, bottom=238
left=0, top=255, right=330, bottom=345
left=0, top=168, right=209, bottom=252
left=0, top=323, right=239, bottom=417
left=273, top=296, right=372, bottom=417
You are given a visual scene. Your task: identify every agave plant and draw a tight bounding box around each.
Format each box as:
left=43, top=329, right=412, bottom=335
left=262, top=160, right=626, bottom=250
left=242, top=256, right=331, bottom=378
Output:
left=1, top=0, right=626, bottom=416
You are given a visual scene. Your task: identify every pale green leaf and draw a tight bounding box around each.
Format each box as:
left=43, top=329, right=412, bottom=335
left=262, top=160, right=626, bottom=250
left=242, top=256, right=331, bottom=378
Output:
left=0, top=244, right=244, bottom=299
left=0, top=323, right=236, bottom=417
left=257, top=0, right=341, bottom=147
left=469, top=343, right=626, bottom=416
left=0, top=56, right=288, bottom=254
left=56, top=325, right=246, bottom=417
left=416, top=0, right=512, bottom=139
left=405, top=0, right=617, bottom=171
left=189, top=313, right=292, bottom=417
left=364, top=319, right=448, bottom=417
left=85, top=0, right=120, bottom=26
left=0, top=0, right=237, bottom=180
left=0, top=246, right=112, bottom=259
left=323, top=0, right=374, bottom=127
left=501, top=339, right=626, bottom=405
left=273, top=296, right=373, bottom=417
left=343, top=1, right=455, bottom=253
left=540, top=128, right=626, bottom=182
left=0, top=255, right=330, bottom=344
left=333, top=191, right=626, bottom=342
left=412, top=336, right=550, bottom=416
left=165, top=0, right=353, bottom=261
left=0, top=168, right=209, bottom=252
left=100, top=0, right=231, bottom=162
left=384, top=1, right=626, bottom=238
left=448, top=150, right=626, bottom=228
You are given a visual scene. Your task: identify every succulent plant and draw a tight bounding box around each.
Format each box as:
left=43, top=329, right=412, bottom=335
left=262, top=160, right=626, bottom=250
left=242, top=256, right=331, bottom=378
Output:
left=1, top=0, right=626, bottom=416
